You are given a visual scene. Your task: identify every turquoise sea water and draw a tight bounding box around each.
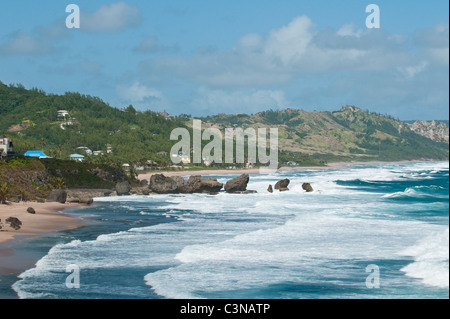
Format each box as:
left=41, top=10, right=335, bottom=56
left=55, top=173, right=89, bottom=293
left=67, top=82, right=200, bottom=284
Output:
left=2, top=162, right=449, bottom=299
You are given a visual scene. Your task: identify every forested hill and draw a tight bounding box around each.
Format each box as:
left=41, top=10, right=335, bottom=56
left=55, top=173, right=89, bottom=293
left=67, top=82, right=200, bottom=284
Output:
left=0, top=82, right=187, bottom=164
left=200, top=106, right=449, bottom=163
left=1, top=81, right=448, bottom=165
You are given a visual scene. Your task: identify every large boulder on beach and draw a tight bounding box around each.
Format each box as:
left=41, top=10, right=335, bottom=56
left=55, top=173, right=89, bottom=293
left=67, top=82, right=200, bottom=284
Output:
left=178, top=176, right=223, bottom=194
left=171, top=176, right=186, bottom=188
left=149, top=174, right=178, bottom=194
left=140, top=179, right=149, bottom=187
left=6, top=217, right=22, bottom=230
left=115, top=181, right=131, bottom=195
left=224, top=174, right=249, bottom=193
left=302, top=183, right=314, bottom=192
left=78, top=196, right=94, bottom=205
left=47, top=189, right=67, bottom=203
left=274, top=179, right=290, bottom=191
left=27, top=207, right=36, bottom=214
left=130, top=186, right=150, bottom=196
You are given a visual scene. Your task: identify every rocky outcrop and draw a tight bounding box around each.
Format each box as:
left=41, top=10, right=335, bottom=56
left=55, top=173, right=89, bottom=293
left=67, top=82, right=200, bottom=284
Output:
left=8, top=196, right=20, bottom=203
left=178, top=176, right=223, bottom=194
left=267, top=184, right=273, bottom=193
left=171, top=176, right=186, bottom=189
left=302, top=183, right=313, bottom=192
left=47, top=189, right=67, bottom=203
left=140, top=179, right=149, bottom=187
left=274, top=179, right=290, bottom=191
left=149, top=174, right=178, bottom=194
left=5, top=217, right=22, bottom=230
left=69, top=196, right=94, bottom=205
left=408, top=121, right=449, bottom=143
left=115, top=181, right=131, bottom=196
left=87, top=167, right=130, bottom=183
left=66, top=189, right=109, bottom=203
left=130, top=186, right=150, bottom=196
left=224, top=174, right=249, bottom=193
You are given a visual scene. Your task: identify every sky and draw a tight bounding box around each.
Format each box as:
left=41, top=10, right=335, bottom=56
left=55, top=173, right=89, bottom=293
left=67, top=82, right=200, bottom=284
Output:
left=0, top=0, right=448, bottom=120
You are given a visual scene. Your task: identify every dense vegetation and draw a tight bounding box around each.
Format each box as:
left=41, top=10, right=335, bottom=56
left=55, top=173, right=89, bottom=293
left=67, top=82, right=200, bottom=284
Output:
left=0, top=157, right=135, bottom=201
left=201, top=107, right=449, bottom=163
left=1, top=82, right=448, bottom=169
left=0, top=81, right=187, bottom=165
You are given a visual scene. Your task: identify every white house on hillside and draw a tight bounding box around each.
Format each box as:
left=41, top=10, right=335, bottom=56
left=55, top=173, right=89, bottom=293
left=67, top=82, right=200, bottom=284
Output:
left=58, top=110, right=69, bottom=118
left=70, top=154, right=85, bottom=162
left=0, top=138, right=13, bottom=159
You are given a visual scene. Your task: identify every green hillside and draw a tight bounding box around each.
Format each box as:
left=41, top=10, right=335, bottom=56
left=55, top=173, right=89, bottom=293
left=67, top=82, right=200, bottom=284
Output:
left=1, top=82, right=448, bottom=166
left=201, top=106, right=449, bottom=163
left=0, top=81, right=187, bottom=165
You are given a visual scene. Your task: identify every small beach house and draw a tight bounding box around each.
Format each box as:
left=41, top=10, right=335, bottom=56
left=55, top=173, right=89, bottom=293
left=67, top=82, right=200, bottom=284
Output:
left=70, top=154, right=85, bottom=162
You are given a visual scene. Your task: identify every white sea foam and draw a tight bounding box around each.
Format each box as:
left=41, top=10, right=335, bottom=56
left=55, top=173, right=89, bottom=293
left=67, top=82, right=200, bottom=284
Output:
left=400, top=228, right=449, bottom=288
left=12, top=161, right=449, bottom=298
left=144, top=210, right=445, bottom=298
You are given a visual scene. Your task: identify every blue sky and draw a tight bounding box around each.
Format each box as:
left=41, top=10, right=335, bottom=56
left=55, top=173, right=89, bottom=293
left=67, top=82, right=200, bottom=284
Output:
left=0, top=1, right=448, bottom=120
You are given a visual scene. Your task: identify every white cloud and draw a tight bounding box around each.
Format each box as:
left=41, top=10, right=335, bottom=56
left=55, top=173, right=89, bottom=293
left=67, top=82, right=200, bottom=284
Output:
left=397, top=61, right=429, bottom=80
left=191, top=87, right=290, bottom=114
left=263, top=15, right=314, bottom=66
left=116, top=82, right=169, bottom=111
left=0, top=30, right=56, bottom=56
left=142, top=15, right=415, bottom=88
left=239, top=33, right=263, bottom=50
left=415, top=23, right=449, bottom=66
left=83, top=2, right=142, bottom=32
left=136, top=16, right=448, bottom=118
left=337, top=23, right=363, bottom=38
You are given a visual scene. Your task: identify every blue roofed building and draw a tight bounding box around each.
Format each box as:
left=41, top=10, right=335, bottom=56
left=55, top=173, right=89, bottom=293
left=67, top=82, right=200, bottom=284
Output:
left=24, top=150, right=52, bottom=158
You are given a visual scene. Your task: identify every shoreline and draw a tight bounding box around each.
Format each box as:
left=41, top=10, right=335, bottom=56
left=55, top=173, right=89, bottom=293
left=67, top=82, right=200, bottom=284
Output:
left=0, top=160, right=440, bottom=249
left=137, top=159, right=436, bottom=180
left=0, top=159, right=446, bottom=298
left=0, top=202, right=88, bottom=277
left=0, top=202, right=86, bottom=245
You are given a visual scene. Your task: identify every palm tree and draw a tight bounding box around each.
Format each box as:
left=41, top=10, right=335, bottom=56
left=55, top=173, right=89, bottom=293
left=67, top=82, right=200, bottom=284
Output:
left=51, top=177, right=65, bottom=189
left=0, top=182, right=10, bottom=204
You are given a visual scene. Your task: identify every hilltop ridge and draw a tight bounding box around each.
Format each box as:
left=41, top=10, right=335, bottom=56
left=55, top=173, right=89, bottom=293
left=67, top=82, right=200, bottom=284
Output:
left=1, top=81, right=448, bottom=166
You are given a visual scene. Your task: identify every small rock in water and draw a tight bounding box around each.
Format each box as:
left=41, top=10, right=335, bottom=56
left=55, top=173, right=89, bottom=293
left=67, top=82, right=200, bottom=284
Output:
left=274, top=179, right=290, bottom=191
left=302, top=183, right=313, bottom=192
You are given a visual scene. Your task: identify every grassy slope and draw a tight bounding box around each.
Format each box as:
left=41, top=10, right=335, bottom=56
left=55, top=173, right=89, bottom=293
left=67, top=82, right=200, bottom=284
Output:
left=200, top=106, right=449, bottom=163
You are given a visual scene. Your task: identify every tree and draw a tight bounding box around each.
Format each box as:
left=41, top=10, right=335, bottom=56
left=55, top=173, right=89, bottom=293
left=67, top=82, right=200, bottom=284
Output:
left=50, top=177, right=65, bottom=189
left=126, top=105, right=136, bottom=114
left=0, top=182, right=10, bottom=204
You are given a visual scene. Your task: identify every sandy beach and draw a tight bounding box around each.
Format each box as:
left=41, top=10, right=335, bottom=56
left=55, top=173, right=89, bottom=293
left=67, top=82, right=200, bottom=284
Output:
left=0, top=202, right=85, bottom=245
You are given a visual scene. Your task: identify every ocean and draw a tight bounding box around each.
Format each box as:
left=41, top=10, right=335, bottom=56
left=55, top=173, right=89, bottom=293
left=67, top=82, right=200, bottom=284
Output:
left=2, top=161, right=449, bottom=299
